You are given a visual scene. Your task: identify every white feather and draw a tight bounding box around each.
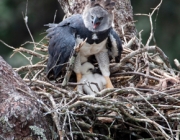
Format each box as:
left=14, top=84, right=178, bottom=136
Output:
left=92, top=33, right=98, bottom=40
left=76, top=37, right=108, bottom=59
left=109, top=34, right=118, bottom=57
left=73, top=37, right=108, bottom=74
left=77, top=62, right=106, bottom=95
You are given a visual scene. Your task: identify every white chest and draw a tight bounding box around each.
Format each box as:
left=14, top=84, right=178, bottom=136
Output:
left=76, top=38, right=108, bottom=57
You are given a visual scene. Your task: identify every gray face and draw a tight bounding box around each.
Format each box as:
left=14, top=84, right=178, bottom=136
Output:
left=83, top=6, right=113, bottom=32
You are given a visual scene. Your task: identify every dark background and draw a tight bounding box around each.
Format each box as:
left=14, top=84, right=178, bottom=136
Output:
left=0, top=0, right=180, bottom=68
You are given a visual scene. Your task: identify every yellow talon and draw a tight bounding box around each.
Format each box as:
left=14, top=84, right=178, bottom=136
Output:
left=75, top=73, right=82, bottom=90
left=104, top=76, right=114, bottom=88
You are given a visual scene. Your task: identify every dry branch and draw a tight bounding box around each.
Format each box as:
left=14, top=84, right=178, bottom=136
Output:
left=1, top=0, right=180, bottom=140
left=62, top=38, right=87, bottom=87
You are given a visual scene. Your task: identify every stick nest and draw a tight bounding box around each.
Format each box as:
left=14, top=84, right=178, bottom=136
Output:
left=11, top=33, right=180, bottom=140
left=11, top=4, right=180, bottom=140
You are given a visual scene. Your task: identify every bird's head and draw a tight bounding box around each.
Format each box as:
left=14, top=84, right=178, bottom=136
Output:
left=81, top=62, right=95, bottom=75
left=83, top=0, right=115, bottom=32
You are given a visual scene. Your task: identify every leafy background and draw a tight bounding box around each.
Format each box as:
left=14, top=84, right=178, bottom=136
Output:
left=0, top=0, right=179, bottom=68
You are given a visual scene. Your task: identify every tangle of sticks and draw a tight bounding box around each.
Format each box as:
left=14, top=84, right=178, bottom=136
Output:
left=2, top=1, right=180, bottom=139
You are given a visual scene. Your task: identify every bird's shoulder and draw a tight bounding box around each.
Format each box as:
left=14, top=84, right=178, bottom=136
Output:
left=58, top=14, right=84, bottom=29
left=107, top=28, right=123, bottom=62
left=59, top=14, right=112, bottom=44
left=108, top=28, right=121, bottom=41
left=45, top=14, right=84, bottom=39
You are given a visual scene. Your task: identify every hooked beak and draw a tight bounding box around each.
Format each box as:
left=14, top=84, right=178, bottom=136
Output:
left=92, top=17, right=100, bottom=29
left=90, top=67, right=100, bottom=74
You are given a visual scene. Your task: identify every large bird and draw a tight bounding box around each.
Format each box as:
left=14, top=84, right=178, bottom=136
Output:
left=77, top=62, right=106, bottom=95
left=46, top=0, right=122, bottom=88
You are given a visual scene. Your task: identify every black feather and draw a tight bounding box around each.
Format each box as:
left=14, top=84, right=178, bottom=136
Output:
left=46, top=23, right=76, bottom=79
left=108, top=29, right=123, bottom=63
left=46, top=14, right=113, bottom=80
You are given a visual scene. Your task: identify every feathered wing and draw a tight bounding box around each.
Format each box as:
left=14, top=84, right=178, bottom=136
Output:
left=46, top=19, right=78, bottom=79
left=108, top=29, right=123, bottom=62
left=46, top=14, right=85, bottom=79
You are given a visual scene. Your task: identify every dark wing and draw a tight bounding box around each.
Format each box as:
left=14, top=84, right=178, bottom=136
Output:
left=45, top=15, right=82, bottom=79
left=108, top=29, right=123, bottom=63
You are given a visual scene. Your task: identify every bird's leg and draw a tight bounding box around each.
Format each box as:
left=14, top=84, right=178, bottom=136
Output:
left=74, top=73, right=82, bottom=91
left=73, top=53, right=82, bottom=90
left=95, top=51, right=114, bottom=88
left=75, top=73, right=82, bottom=90
left=104, top=76, right=114, bottom=88
left=76, top=73, right=82, bottom=83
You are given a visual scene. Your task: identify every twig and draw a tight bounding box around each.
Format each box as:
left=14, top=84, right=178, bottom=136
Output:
left=23, top=0, right=36, bottom=50
left=174, top=59, right=180, bottom=70
left=70, top=131, right=113, bottom=140
left=15, top=65, right=46, bottom=72
left=38, top=92, right=61, bottom=140
left=23, top=79, right=71, bottom=96
left=131, top=88, right=174, bottom=138
left=62, top=38, right=87, bottom=87
left=0, top=39, right=15, bottom=50
left=13, top=47, right=47, bottom=59
left=111, top=46, right=156, bottom=73
left=112, top=72, right=160, bottom=81
left=53, top=10, right=57, bottom=23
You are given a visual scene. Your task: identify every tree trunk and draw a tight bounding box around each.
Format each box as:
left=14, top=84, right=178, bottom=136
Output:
left=58, top=0, right=136, bottom=39
left=0, top=56, right=51, bottom=140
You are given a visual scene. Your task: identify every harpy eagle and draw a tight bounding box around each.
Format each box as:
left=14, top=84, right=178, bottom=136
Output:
left=46, top=0, right=122, bottom=88
left=77, top=62, right=106, bottom=95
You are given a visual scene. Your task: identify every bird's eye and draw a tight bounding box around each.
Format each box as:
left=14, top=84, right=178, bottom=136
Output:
left=89, top=68, right=94, bottom=72
left=98, top=17, right=103, bottom=20
left=91, top=15, right=94, bottom=19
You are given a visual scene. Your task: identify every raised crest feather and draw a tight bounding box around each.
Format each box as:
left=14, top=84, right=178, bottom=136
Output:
left=88, top=0, right=115, bottom=11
